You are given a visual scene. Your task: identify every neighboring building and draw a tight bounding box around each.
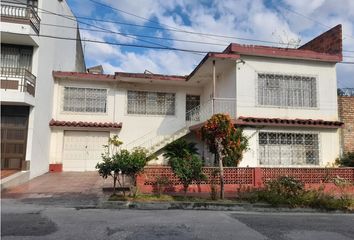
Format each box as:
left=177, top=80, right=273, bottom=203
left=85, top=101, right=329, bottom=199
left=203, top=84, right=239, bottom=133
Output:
left=1, top=0, right=85, bottom=184
left=338, top=95, right=354, bottom=153
left=49, top=25, right=344, bottom=171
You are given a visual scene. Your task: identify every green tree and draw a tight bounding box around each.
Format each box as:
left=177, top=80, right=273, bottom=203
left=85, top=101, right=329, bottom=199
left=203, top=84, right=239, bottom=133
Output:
left=201, top=114, right=249, bottom=199
left=169, top=154, right=206, bottom=196
left=96, top=135, right=123, bottom=194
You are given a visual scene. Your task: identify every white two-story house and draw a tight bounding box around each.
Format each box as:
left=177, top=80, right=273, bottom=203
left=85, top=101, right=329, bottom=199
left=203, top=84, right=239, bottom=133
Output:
left=49, top=25, right=343, bottom=171
left=1, top=0, right=85, bottom=186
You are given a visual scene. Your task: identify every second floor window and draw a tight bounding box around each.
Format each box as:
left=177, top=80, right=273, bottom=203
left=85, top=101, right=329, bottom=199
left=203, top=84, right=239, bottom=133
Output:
left=257, top=73, right=317, bottom=108
left=1, top=44, right=33, bottom=71
left=127, top=90, right=175, bottom=115
left=63, top=87, right=107, bottom=113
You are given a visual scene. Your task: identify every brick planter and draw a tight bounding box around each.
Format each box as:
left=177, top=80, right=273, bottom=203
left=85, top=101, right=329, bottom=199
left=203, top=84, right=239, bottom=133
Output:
left=49, top=163, right=63, bottom=172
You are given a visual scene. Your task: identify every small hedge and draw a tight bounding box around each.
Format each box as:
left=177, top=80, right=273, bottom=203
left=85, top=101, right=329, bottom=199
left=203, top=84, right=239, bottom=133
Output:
left=237, top=176, right=354, bottom=210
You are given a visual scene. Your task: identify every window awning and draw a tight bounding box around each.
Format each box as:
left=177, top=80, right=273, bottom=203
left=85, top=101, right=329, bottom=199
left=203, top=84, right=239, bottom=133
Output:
left=49, top=119, right=122, bottom=129
left=234, top=117, right=344, bottom=129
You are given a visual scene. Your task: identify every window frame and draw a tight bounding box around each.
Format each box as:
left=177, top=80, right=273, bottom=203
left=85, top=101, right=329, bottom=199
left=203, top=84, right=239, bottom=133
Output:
left=255, top=72, right=319, bottom=109
left=257, top=130, right=321, bottom=167
left=126, top=90, right=176, bottom=116
left=62, top=86, right=108, bottom=114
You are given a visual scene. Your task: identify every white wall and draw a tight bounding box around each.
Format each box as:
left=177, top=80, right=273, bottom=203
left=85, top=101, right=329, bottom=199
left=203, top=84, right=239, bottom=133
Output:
left=236, top=56, right=338, bottom=121
left=25, top=0, right=85, bottom=178
left=50, top=79, right=202, bottom=165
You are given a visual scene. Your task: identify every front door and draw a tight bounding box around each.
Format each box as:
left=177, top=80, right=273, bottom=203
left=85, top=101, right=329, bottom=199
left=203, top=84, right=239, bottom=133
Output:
left=186, top=95, right=200, bottom=121
left=1, top=105, right=29, bottom=170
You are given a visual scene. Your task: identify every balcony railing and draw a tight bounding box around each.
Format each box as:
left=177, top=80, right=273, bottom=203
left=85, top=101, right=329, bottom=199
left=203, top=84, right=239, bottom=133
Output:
left=0, top=67, right=36, bottom=96
left=1, top=2, right=40, bottom=34
left=186, top=98, right=236, bottom=125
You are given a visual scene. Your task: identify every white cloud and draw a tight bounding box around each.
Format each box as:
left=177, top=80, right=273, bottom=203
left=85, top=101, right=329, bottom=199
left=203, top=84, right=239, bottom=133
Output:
left=76, top=0, right=354, bottom=87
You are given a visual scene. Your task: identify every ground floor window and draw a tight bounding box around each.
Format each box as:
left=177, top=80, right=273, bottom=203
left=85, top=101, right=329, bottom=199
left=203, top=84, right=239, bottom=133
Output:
left=258, top=131, right=319, bottom=166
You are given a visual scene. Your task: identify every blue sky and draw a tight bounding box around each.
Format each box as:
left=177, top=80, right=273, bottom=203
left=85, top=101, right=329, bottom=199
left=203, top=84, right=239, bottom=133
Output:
left=67, top=0, right=354, bottom=88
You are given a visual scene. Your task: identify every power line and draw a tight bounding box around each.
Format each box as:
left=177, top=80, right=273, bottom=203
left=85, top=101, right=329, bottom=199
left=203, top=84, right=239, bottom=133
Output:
left=41, top=23, right=228, bottom=47
left=87, top=0, right=232, bottom=45
left=280, top=5, right=354, bottom=40
left=11, top=0, right=181, bottom=52
left=38, top=11, right=301, bottom=47
left=38, top=10, right=354, bottom=53
left=11, top=32, right=209, bottom=54
left=86, top=1, right=354, bottom=52
left=7, top=31, right=354, bottom=65
left=40, top=22, right=354, bottom=60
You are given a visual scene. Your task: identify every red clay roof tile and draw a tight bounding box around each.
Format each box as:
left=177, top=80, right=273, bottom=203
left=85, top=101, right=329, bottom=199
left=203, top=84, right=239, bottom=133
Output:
left=49, top=119, right=122, bottom=129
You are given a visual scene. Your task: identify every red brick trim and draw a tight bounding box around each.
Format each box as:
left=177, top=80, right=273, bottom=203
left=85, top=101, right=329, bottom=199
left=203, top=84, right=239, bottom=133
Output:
left=299, top=24, right=342, bottom=55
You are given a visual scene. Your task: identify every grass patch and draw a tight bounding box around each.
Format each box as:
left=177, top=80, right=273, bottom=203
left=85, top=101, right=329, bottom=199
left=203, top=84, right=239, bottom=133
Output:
left=108, top=194, right=235, bottom=203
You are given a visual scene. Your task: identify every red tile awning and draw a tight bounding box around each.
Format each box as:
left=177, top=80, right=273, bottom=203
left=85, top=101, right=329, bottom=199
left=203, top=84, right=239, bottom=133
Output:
left=189, top=116, right=344, bottom=131
left=49, top=119, right=122, bottom=129
left=234, top=117, right=344, bottom=129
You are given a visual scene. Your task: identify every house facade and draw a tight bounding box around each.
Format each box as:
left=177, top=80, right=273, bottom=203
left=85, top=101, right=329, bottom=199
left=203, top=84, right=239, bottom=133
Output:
left=49, top=25, right=344, bottom=171
left=1, top=0, right=85, bottom=184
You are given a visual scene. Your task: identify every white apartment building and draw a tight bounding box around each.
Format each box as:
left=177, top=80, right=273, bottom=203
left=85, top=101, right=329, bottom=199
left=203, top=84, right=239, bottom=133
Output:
left=49, top=25, right=344, bottom=172
left=1, top=0, right=85, bottom=186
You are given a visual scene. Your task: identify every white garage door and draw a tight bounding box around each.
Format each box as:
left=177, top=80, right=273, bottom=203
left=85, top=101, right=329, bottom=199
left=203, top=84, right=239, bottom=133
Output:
left=63, top=131, right=109, bottom=171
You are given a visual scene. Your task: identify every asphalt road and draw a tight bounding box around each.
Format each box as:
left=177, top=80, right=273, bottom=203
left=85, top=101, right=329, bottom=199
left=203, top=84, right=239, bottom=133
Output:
left=1, top=199, right=354, bottom=240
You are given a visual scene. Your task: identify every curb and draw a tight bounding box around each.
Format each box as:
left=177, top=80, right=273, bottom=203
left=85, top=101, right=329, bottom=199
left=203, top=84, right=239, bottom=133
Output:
left=98, top=201, right=353, bottom=213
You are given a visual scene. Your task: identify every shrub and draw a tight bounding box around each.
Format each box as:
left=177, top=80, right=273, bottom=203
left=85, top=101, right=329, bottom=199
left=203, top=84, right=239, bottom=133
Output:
left=169, top=154, right=206, bottom=196
left=118, top=148, right=150, bottom=196
left=335, top=152, right=354, bottom=167
left=96, top=136, right=150, bottom=196
left=163, top=139, right=198, bottom=160
left=236, top=176, right=354, bottom=210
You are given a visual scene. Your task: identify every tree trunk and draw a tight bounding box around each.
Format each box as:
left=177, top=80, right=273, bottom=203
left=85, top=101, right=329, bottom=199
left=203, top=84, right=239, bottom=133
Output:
left=216, top=138, right=224, bottom=199
left=113, top=175, right=117, bottom=195
left=218, top=158, right=224, bottom=199
left=183, top=184, right=188, bottom=197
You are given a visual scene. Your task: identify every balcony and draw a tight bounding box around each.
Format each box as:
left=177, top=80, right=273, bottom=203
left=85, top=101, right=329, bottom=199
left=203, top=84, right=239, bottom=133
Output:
left=0, top=67, right=36, bottom=97
left=186, top=98, right=236, bottom=125
left=1, top=2, right=40, bottom=34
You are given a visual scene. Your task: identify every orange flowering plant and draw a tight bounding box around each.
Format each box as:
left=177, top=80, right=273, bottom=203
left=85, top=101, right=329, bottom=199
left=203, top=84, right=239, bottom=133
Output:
left=201, top=114, right=249, bottom=166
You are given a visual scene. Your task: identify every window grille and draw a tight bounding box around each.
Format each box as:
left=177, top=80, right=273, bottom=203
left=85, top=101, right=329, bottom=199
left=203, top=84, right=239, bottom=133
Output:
left=127, top=90, right=175, bottom=115
left=258, top=132, right=319, bottom=166
left=1, top=44, right=33, bottom=71
left=63, top=87, right=107, bottom=113
left=258, top=73, right=317, bottom=108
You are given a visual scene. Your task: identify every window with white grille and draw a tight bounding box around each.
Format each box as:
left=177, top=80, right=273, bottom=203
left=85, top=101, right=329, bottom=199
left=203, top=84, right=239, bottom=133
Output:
left=258, top=73, right=317, bottom=108
left=63, top=87, right=107, bottom=113
left=258, top=132, right=319, bottom=166
left=127, top=90, right=175, bottom=115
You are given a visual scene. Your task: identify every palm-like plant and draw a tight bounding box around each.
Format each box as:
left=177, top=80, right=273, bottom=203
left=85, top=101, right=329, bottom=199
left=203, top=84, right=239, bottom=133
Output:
left=163, top=139, right=198, bottom=160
